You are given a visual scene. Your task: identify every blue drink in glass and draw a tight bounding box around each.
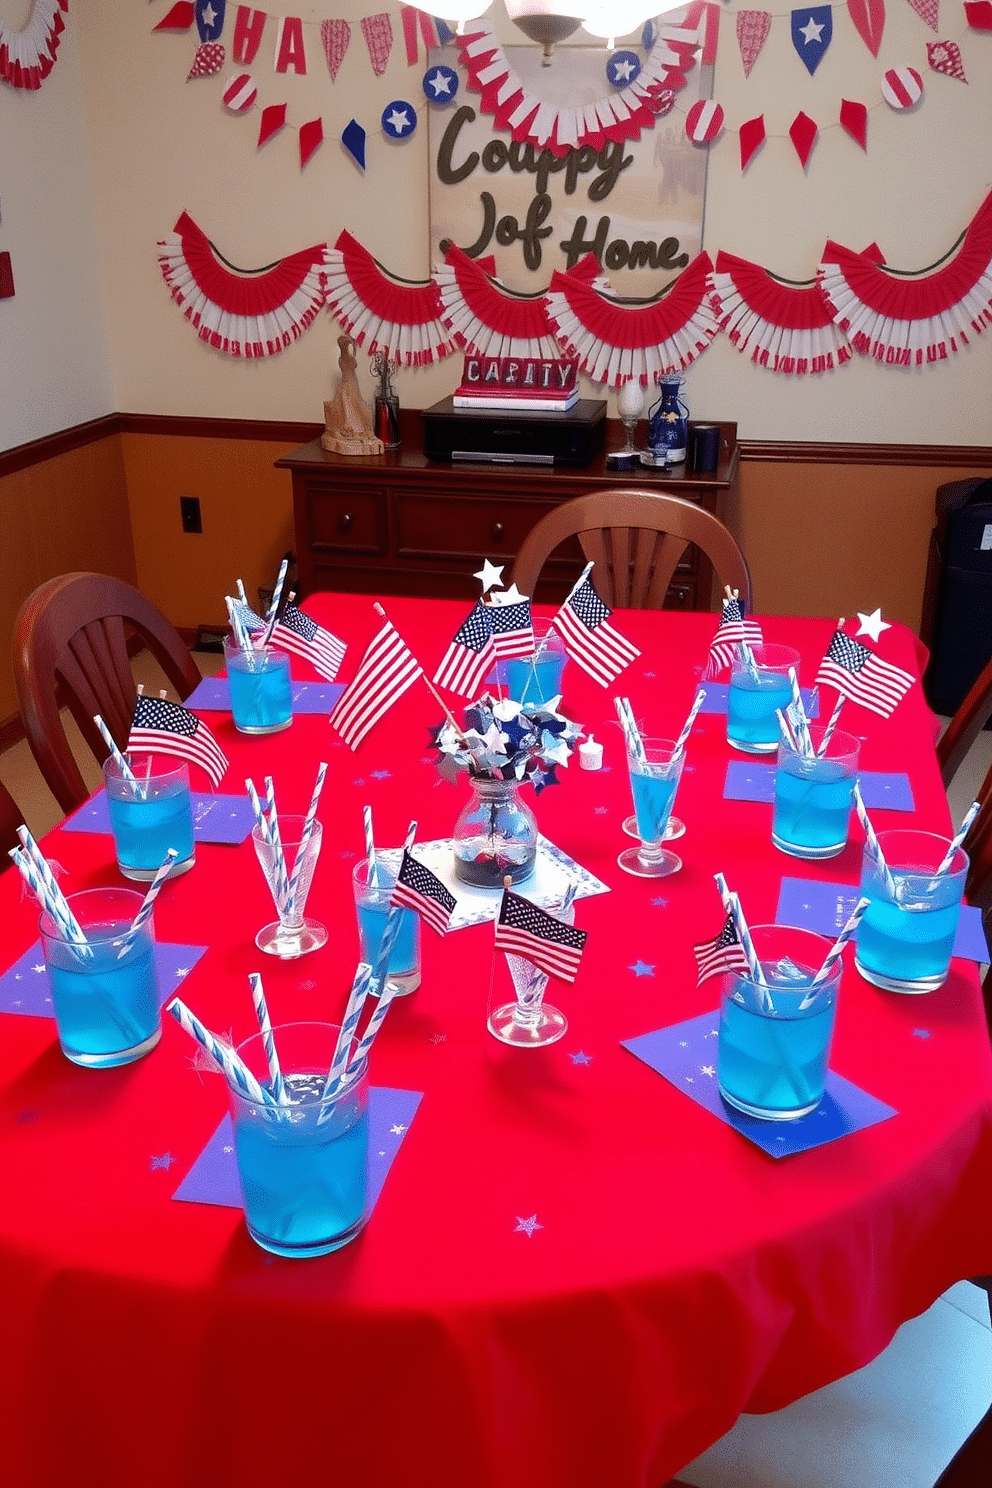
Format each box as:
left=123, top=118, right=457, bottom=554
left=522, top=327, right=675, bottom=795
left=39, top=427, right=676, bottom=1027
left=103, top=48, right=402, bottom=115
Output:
left=718, top=926, right=839, bottom=1120
left=224, top=635, right=292, bottom=734
left=854, top=829, right=967, bottom=994
left=618, top=736, right=685, bottom=878
left=498, top=622, right=567, bottom=706
left=631, top=770, right=677, bottom=845
left=727, top=644, right=800, bottom=754
left=39, top=887, right=162, bottom=1068
left=772, top=726, right=859, bottom=860
left=353, top=858, right=421, bottom=995
left=231, top=1024, right=370, bottom=1258
left=104, top=754, right=195, bottom=880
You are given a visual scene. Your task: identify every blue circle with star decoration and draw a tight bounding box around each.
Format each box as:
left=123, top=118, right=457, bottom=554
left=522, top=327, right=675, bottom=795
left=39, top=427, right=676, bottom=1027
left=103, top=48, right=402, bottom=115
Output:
left=642, top=19, right=656, bottom=49
left=422, top=64, right=458, bottom=104
left=381, top=100, right=417, bottom=139
left=607, top=50, right=641, bottom=88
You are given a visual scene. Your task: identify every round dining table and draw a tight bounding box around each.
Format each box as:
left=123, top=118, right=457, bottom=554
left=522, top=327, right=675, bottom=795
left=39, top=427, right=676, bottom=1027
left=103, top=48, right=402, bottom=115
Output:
left=1, top=591, right=990, bottom=1488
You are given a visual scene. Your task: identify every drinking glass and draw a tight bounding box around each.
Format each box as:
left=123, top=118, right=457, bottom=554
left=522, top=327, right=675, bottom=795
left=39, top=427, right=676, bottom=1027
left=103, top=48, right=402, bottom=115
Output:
left=618, top=736, right=685, bottom=877
left=104, top=753, right=195, bottom=881
left=252, top=815, right=327, bottom=957
left=230, top=1021, right=369, bottom=1258
left=854, top=829, right=968, bottom=994
left=727, top=643, right=800, bottom=754
left=772, top=726, right=860, bottom=859
left=223, top=634, right=293, bottom=735
left=352, top=858, right=421, bottom=996
left=488, top=889, right=571, bottom=1047
left=39, top=886, right=162, bottom=1068
left=499, top=620, right=567, bottom=707
left=717, top=925, right=840, bottom=1120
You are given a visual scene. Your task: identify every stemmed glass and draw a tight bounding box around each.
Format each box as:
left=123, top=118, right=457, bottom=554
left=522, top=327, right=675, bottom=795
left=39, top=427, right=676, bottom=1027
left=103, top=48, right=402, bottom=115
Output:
left=487, top=891, right=572, bottom=1048
left=618, top=737, right=685, bottom=878
left=252, top=815, right=327, bottom=958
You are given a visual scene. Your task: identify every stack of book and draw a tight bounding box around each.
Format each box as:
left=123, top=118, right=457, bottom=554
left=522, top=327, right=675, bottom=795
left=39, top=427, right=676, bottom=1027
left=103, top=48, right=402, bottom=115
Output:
left=453, top=354, right=580, bottom=413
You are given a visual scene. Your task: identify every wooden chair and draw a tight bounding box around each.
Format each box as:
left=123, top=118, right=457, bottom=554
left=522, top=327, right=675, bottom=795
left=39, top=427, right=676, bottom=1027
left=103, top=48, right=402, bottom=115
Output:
left=936, top=652, right=992, bottom=791
left=12, top=572, right=202, bottom=814
left=0, top=777, right=24, bottom=862
left=511, top=488, right=752, bottom=611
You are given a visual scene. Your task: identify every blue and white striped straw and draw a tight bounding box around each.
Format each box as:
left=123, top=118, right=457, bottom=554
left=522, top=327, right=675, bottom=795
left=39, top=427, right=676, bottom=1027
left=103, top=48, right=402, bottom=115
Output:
left=672, top=688, right=706, bottom=761
left=787, top=668, right=814, bottom=758
left=225, top=596, right=255, bottom=662
left=817, top=696, right=845, bottom=756
left=284, top=762, right=328, bottom=919
left=803, top=896, right=871, bottom=1000
left=166, top=996, right=278, bottom=1109
left=614, top=696, right=645, bottom=762
left=264, top=775, right=291, bottom=910
left=363, top=803, right=378, bottom=888
left=935, top=799, right=980, bottom=876
left=852, top=782, right=898, bottom=898
left=247, top=972, right=288, bottom=1107
left=322, top=962, right=375, bottom=1102
left=714, top=871, right=770, bottom=998
left=14, top=827, right=88, bottom=946
left=93, top=715, right=141, bottom=791
left=126, top=848, right=177, bottom=940
left=261, top=557, right=289, bottom=645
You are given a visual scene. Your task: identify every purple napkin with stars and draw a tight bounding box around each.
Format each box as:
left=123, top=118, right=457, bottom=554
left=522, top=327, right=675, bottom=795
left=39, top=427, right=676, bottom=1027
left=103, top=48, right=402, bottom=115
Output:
left=724, top=763, right=915, bottom=811
left=0, top=942, right=207, bottom=1017
left=173, top=1087, right=422, bottom=1208
left=64, top=790, right=256, bottom=845
left=700, top=684, right=819, bottom=716
left=185, top=677, right=344, bottom=714
left=775, top=877, right=989, bottom=964
left=622, top=1012, right=896, bottom=1158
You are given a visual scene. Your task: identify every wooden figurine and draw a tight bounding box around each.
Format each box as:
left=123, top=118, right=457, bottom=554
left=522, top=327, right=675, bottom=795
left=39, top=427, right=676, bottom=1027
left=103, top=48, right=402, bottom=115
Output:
left=321, top=334, right=384, bottom=456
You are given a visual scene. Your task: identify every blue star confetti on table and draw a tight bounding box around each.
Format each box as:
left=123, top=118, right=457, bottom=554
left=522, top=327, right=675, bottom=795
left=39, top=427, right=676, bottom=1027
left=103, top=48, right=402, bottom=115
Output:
left=514, top=1214, right=543, bottom=1237
left=630, top=960, right=655, bottom=978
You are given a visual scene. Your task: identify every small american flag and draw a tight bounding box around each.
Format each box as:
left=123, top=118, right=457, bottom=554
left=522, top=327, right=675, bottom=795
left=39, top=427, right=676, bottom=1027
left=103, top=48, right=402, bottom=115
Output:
left=433, top=599, right=495, bottom=697
left=702, top=597, right=763, bottom=680
left=330, top=618, right=423, bottom=750
left=391, top=848, right=456, bottom=936
left=128, top=694, right=229, bottom=788
left=488, top=596, right=534, bottom=660
left=815, top=629, right=915, bottom=718
left=693, top=913, right=750, bottom=986
left=269, top=602, right=346, bottom=682
left=495, top=889, right=588, bottom=983
left=552, top=573, right=640, bottom=687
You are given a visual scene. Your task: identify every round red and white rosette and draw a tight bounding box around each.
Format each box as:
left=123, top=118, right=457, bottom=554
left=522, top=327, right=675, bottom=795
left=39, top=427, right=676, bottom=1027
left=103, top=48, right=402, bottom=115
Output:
left=157, top=212, right=330, bottom=359
left=323, top=230, right=456, bottom=367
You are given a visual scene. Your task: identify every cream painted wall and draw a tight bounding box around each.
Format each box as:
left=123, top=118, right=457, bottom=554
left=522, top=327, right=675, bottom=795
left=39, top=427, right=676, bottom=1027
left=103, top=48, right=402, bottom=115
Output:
left=0, top=9, right=114, bottom=452
left=72, top=3, right=992, bottom=442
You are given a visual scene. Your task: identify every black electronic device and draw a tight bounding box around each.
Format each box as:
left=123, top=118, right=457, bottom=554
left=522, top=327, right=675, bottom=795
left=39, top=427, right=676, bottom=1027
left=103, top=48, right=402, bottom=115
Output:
left=420, top=397, right=607, bottom=467
left=922, top=476, right=992, bottom=716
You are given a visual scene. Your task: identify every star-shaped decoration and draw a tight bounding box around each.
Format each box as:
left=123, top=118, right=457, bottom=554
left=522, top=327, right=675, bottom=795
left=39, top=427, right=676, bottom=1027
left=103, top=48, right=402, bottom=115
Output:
left=630, top=960, right=655, bottom=977
left=912, top=1028, right=932, bottom=1040
left=384, top=105, right=415, bottom=137
left=514, top=1214, right=543, bottom=1237
left=369, top=769, right=392, bottom=780
left=389, top=1123, right=407, bottom=1135
left=474, top=559, right=504, bottom=592
left=569, top=1050, right=593, bottom=1065
left=492, top=581, right=526, bottom=605
left=32, top=964, right=45, bottom=974
left=699, top=1064, right=716, bottom=1078
left=593, top=806, right=609, bottom=815
left=175, top=967, right=189, bottom=978
left=201, top=2, right=218, bottom=26
left=610, top=56, right=636, bottom=82
left=424, top=66, right=455, bottom=98
left=855, top=608, right=891, bottom=643
left=429, top=1032, right=448, bottom=1043
left=531, top=763, right=560, bottom=795
left=223, top=1143, right=234, bottom=1153
left=150, top=1152, right=174, bottom=1171
left=800, top=16, right=825, bottom=42
left=651, top=896, right=667, bottom=907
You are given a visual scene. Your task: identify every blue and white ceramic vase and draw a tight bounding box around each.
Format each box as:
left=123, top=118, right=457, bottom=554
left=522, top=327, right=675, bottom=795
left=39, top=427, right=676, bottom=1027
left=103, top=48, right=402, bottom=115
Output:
left=647, top=375, right=689, bottom=464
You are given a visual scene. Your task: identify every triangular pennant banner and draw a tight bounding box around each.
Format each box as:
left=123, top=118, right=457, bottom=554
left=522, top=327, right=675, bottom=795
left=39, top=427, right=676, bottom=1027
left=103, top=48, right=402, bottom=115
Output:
left=791, top=7, right=832, bottom=74
left=847, top=0, right=885, bottom=55
left=154, top=3, right=195, bottom=31
left=736, top=10, right=771, bottom=75
left=839, top=97, right=869, bottom=148
left=789, top=111, right=819, bottom=166
left=342, top=118, right=367, bottom=169
left=361, top=13, right=394, bottom=76
left=906, top=0, right=939, bottom=29
left=927, top=39, right=966, bottom=79
left=320, top=18, right=350, bottom=80
left=401, top=4, right=441, bottom=64
left=739, top=115, right=766, bottom=170
left=257, top=101, right=287, bottom=146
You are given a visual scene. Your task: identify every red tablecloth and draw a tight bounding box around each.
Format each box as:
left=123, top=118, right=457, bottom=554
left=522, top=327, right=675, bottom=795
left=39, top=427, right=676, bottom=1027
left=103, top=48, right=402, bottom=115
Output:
left=1, top=595, right=990, bottom=1488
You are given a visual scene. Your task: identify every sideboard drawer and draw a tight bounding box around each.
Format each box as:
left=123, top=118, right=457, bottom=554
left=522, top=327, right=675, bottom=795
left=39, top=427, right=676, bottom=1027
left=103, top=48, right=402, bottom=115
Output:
left=304, top=482, right=388, bottom=554
left=395, top=492, right=545, bottom=559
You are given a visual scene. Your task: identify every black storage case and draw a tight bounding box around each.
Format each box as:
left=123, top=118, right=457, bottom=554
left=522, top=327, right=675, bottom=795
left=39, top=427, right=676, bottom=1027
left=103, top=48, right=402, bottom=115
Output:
left=921, top=476, right=992, bottom=716
left=420, top=397, right=607, bottom=466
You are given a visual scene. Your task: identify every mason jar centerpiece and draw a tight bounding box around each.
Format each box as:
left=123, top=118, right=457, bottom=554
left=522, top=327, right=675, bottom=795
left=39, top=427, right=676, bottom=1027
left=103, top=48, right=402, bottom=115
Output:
left=432, top=693, right=582, bottom=890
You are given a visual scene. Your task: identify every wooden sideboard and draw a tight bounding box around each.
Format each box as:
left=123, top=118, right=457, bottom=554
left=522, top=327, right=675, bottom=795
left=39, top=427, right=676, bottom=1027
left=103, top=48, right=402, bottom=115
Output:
left=276, top=413, right=738, bottom=609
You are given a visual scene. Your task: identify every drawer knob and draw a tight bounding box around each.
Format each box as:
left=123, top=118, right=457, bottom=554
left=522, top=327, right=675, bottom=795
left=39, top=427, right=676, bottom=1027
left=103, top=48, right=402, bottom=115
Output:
left=491, top=520, right=504, bottom=540
left=339, top=511, right=353, bottom=531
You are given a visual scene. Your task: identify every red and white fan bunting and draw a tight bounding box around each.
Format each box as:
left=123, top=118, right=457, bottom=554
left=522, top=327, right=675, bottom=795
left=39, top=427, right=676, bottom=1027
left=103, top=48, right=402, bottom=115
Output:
left=324, top=230, right=456, bottom=366
left=543, top=253, right=718, bottom=386
left=157, top=212, right=330, bottom=359
left=434, top=244, right=561, bottom=360
left=454, top=20, right=699, bottom=157
left=709, top=250, right=853, bottom=374
left=817, top=186, right=992, bottom=364
left=0, top=0, right=68, bottom=90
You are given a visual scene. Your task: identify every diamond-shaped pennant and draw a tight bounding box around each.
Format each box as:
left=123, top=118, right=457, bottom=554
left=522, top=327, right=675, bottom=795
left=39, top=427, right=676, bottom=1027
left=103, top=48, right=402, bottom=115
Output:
left=257, top=103, right=287, bottom=147
left=927, top=39, right=967, bottom=80
left=839, top=98, right=869, bottom=149
left=299, top=117, right=324, bottom=168
left=342, top=119, right=367, bottom=170
left=789, top=111, right=818, bottom=166
left=739, top=115, right=766, bottom=171
left=154, top=2, right=195, bottom=31
left=964, top=1, right=992, bottom=27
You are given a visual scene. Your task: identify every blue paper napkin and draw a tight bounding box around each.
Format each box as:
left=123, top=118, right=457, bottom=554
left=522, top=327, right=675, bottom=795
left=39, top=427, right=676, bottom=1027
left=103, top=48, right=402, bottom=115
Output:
left=0, top=941, right=208, bottom=1018
left=185, top=677, right=344, bottom=713
left=173, top=1087, right=422, bottom=1209
left=622, top=1012, right=897, bottom=1158
left=63, top=790, right=256, bottom=845
left=724, top=762, right=915, bottom=811
left=699, top=683, right=819, bottom=717
left=775, top=876, right=990, bottom=964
